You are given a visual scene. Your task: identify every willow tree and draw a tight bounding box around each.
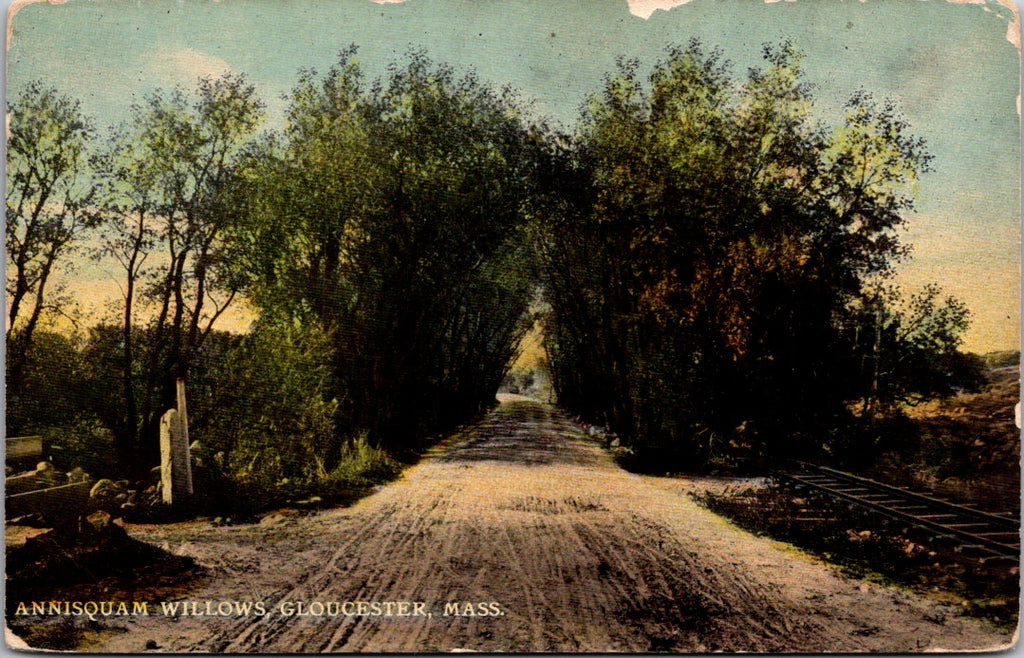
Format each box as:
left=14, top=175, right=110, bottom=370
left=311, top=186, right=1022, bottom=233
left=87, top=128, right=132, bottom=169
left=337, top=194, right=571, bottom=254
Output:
left=5, top=82, right=99, bottom=403
left=239, top=51, right=537, bottom=459
left=92, top=74, right=264, bottom=471
left=540, top=41, right=961, bottom=469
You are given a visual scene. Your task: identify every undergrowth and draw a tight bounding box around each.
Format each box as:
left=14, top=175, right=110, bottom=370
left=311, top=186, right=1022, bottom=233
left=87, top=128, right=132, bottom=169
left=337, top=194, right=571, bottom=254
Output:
left=214, top=436, right=402, bottom=519
left=125, top=437, right=403, bottom=523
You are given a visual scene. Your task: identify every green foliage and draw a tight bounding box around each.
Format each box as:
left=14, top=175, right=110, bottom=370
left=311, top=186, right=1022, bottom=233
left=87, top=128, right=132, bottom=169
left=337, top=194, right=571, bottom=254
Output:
left=204, top=435, right=401, bottom=518
left=848, top=284, right=985, bottom=416
left=88, top=74, right=265, bottom=473
left=327, top=436, right=402, bottom=485
left=4, top=329, right=121, bottom=479
left=982, top=350, right=1021, bottom=369
left=5, top=331, right=87, bottom=436
left=6, top=46, right=985, bottom=504
left=538, top=41, right=971, bottom=471
left=200, top=320, right=339, bottom=482
left=44, top=419, right=118, bottom=480
left=236, top=49, right=538, bottom=454
left=6, top=83, right=99, bottom=398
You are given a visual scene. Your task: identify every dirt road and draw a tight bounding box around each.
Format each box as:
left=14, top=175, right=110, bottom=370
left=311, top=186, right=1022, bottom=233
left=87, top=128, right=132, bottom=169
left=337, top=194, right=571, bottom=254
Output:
left=84, top=397, right=1013, bottom=652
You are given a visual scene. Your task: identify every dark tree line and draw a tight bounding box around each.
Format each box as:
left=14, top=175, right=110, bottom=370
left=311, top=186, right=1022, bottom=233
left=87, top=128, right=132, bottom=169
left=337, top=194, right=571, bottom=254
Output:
left=6, top=43, right=981, bottom=484
left=536, top=42, right=982, bottom=470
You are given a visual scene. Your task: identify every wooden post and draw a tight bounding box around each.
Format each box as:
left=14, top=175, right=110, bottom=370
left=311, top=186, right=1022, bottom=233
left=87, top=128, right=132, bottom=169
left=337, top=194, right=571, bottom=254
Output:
left=175, top=378, right=194, bottom=495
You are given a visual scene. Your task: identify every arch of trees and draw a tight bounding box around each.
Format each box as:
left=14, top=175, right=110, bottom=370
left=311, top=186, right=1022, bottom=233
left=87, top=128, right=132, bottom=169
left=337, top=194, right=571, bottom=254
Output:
left=6, top=43, right=982, bottom=487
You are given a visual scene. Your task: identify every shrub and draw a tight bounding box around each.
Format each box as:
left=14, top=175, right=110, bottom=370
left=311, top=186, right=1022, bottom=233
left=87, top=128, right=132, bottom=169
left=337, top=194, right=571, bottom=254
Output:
left=199, top=319, right=341, bottom=483
left=43, top=419, right=118, bottom=480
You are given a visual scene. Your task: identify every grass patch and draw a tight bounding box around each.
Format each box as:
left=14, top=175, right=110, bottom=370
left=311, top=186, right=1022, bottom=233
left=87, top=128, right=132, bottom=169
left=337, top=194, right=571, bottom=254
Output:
left=220, top=436, right=402, bottom=519
left=694, top=483, right=1019, bottom=628
left=122, top=436, right=404, bottom=523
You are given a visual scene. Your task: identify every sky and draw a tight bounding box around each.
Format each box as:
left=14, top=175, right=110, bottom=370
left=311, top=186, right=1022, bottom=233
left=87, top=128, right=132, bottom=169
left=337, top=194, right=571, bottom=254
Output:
left=4, top=0, right=1021, bottom=353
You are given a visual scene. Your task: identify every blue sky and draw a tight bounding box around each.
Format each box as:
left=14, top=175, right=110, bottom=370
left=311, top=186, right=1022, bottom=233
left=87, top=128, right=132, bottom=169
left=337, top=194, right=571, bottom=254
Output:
left=5, top=0, right=1021, bottom=352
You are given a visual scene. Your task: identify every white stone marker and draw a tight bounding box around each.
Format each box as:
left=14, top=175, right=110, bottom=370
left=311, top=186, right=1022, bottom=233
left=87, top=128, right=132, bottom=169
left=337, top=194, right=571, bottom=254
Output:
left=159, top=406, right=193, bottom=505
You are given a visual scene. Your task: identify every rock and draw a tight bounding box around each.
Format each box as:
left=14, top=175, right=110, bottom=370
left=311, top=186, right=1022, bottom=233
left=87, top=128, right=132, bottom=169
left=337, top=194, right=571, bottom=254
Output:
left=190, top=441, right=204, bottom=466
left=150, top=466, right=163, bottom=481
left=33, top=461, right=64, bottom=487
left=67, top=467, right=90, bottom=483
left=90, top=479, right=128, bottom=508
left=86, top=510, right=113, bottom=531
left=90, top=479, right=120, bottom=498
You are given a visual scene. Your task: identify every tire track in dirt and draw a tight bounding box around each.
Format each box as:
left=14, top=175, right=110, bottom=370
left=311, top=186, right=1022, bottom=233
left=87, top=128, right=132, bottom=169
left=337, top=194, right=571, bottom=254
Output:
left=87, top=397, right=1013, bottom=653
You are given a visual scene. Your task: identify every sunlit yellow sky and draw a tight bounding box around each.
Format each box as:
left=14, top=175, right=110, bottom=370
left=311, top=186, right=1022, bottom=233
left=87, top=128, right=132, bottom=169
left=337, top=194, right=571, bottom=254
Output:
left=5, top=0, right=1021, bottom=354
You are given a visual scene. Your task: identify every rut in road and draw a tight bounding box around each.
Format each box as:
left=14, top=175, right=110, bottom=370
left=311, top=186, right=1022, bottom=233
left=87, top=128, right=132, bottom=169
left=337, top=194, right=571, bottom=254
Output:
left=100, top=398, right=1011, bottom=653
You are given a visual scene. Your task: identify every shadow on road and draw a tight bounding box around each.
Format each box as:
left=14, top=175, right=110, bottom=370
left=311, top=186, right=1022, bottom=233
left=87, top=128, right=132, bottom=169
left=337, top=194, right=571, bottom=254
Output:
left=436, top=399, right=608, bottom=468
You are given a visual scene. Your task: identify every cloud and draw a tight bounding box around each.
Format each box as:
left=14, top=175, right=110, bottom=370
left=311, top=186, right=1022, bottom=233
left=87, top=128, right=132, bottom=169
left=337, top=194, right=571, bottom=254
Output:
left=146, top=46, right=234, bottom=87
left=627, top=0, right=692, bottom=19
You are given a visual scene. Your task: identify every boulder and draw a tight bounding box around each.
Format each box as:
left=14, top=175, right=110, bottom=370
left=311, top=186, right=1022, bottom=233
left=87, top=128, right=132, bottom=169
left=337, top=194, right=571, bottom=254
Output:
left=89, top=479, right=128, bottom=508
left=85, top=510, right=113, bottom=531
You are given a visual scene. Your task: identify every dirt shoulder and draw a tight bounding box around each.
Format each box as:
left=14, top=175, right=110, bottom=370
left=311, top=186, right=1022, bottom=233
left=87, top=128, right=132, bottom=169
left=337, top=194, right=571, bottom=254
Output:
left=28, top=397, right=1014, bottom=652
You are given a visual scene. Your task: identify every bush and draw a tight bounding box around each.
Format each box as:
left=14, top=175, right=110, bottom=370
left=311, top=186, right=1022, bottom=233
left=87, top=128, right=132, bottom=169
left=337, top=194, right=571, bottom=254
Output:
left=43, top=419, right=118, bottom=480
left=328, top=435, right=402, bottom=484
left=199, top=319, right=341, bottom=482
left=198, top=435, right=401, bottom=519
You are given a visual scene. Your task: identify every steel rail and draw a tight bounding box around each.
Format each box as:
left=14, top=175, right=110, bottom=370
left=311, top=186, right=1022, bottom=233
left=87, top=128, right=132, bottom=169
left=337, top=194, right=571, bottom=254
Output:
left=778, top=464, right=1020, bottom=561
left=798, top=462, right=1018, bottom=528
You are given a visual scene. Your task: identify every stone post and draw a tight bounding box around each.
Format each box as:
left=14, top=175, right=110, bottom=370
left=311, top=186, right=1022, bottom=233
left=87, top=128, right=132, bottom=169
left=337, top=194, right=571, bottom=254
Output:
left=159, top=408, right=193, bottom=505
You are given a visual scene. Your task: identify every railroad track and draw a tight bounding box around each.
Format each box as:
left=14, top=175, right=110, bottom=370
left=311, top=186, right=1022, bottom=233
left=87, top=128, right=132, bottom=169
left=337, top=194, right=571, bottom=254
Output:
left=776, top=463, right=1020, bottom=564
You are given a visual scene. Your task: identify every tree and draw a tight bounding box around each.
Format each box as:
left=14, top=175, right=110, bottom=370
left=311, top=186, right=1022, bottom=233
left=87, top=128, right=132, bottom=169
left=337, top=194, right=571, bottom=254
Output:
left=94, top=74, right=264, bottom=471
left=539, top=41, right=959, bottom=470
left=6, top=82, right=99, bottom=397
left=198, top=321, right=339, bottom=481
left=854, top=283, right=982, bottom=413
left=4, top=330, right=87, bottom=436
left=238, top=50, right=538, bottom=457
